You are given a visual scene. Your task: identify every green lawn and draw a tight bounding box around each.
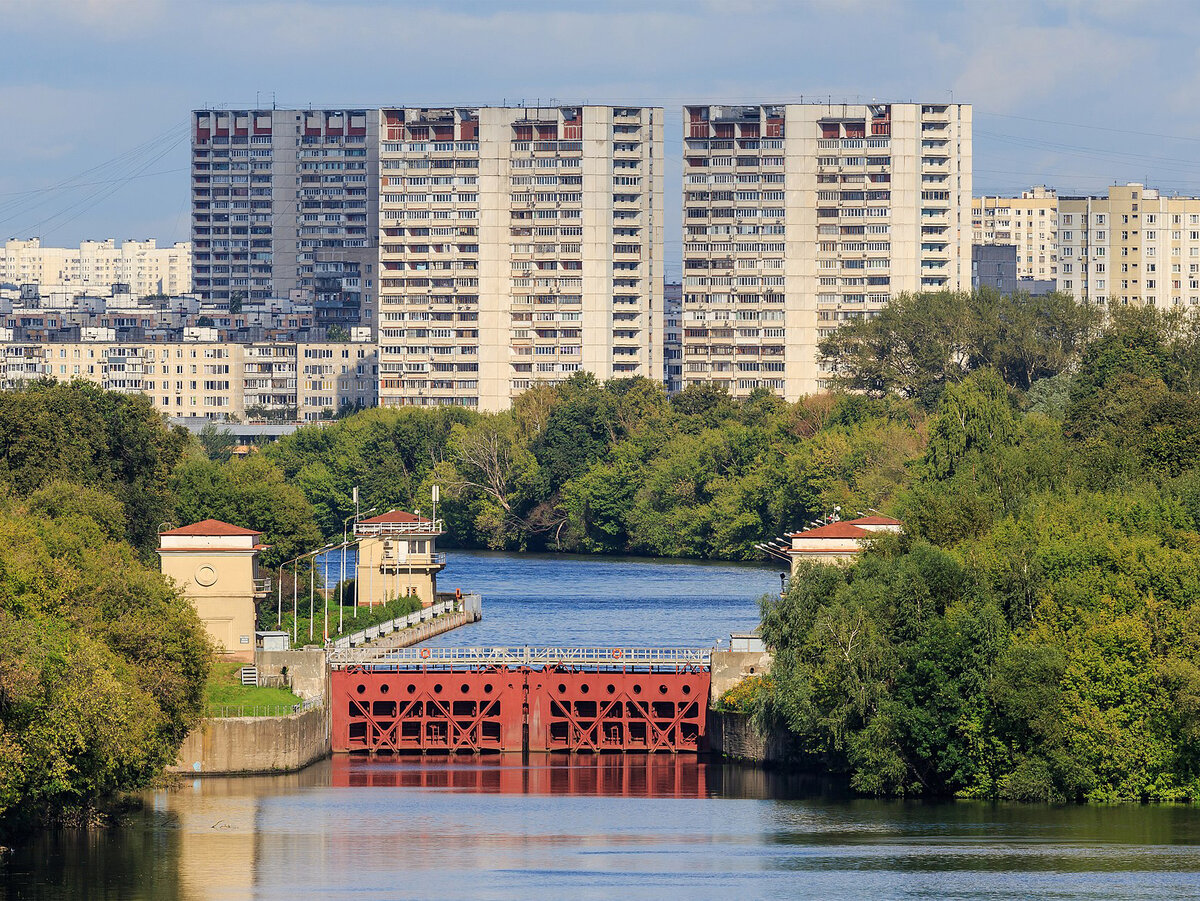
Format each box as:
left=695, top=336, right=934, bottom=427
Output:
left=204, top=661, right=303, bottom=716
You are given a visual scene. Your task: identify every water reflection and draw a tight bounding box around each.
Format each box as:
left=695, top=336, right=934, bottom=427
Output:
left=329, top=752, right=835, bottom=800
left=7, top=757, right=1200, bottom=901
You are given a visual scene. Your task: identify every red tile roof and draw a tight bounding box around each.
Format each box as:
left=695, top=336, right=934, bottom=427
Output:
left=846, top=515, right=903, bottom=527
left=358, top=510, right=431, bottom=525
left=160, top=519, right=261, bottom=536
left=787, top=521, right=873, bottom=540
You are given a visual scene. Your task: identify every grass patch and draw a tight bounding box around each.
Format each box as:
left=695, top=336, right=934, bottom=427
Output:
left=204, top=661, right=302, bottom=716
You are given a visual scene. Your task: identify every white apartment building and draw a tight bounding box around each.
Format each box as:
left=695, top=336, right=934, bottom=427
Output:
left=3, top=339, right=377, bottom=421
left=0, top=238, right=191, bottom=297
left=681, top=102, right=972, bottom=399
left=973, top=186, right=1058, bottom=280
left=190, top=109, right=378, bottom=330
left=1057, top=183, right=1200, bottom=308
left=377, top=105, right=663, bottom=411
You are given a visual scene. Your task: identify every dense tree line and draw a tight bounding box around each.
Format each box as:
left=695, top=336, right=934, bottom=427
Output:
left=759, top=304, right=1200, bottom=802
left=265, top=380, right=924, bottom=559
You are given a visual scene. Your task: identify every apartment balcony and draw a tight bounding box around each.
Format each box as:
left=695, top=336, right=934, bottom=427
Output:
left=253, top=577, right=272, bottom=596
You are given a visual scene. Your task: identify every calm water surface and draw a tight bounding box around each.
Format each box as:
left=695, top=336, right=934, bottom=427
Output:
left=7, top=551, right=1200, bottom=900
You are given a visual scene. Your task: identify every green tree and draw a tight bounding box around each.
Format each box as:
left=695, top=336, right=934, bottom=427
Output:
left=0, top=492, right=210, bottom=834
left=171, top=454, right=322, bottom=570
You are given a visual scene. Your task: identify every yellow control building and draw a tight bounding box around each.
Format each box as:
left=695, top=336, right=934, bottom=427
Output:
left=158, top=519, right=270, bottom=662
left=354, top=510, right=446, bottom=608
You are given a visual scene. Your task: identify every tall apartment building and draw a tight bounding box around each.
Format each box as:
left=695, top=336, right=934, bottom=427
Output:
left=376, top=105, right=663, bottom=411
left=190, top=109, right=378, bottom=330
left=3, top=339, right=377, bottom=420
left=0, top=238, right=190, bottom=297
left=1058, top=183, right=1200, bottom=308
left=972, top=186, right=1058, bottom=280
left=681, top=102, right=972, bottom=399
left=664, top=281, right=683, bottom=393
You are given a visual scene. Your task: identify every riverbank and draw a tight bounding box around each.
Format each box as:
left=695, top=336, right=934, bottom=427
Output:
left=171, top=600, right=481, bottom=777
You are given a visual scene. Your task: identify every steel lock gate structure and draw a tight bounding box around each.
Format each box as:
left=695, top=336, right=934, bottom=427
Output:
left=331, top=647, right=712, bottom=754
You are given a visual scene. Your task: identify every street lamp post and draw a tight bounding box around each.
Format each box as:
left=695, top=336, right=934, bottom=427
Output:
left=280, top=543, right=334, bottom=646
left=343, top=506, right=376, bottom=623
left=309, top=542, right=334, bottom=642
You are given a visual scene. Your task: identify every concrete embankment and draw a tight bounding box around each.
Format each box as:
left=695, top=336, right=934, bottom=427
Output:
left=706, top=710, right=796, bottom=763
left=706, top=646, right=793, bottom=764
left=168, top=705, right=330, bottom=776
left=174, top=609, right=477, bottom=776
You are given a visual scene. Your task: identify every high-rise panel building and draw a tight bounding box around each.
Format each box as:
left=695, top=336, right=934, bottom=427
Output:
left=664, top=281, right=683, bottom=394
left=190, top=109, right=378, bottom=330
left=680, top=102, right=972, bottom=399
left=376, top=105, right=663, bottom=411
left=973, top=186, right=1058, bottom=281
left=1058, top=183, right=1200, bottom=308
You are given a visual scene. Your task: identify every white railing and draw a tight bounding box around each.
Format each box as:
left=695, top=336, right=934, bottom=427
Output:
left=328, top=645, right=711, bottom=669
left=353, top=518, right=444, bottom=537
left=329, top=593, right=480, bottom=650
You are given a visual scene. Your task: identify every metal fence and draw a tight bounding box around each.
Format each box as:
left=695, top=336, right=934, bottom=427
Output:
left=328, top=645, right=712, bottom=670
left=206, top=696, right=324, bottom=719
left=330, top=594, right=480, bottom=650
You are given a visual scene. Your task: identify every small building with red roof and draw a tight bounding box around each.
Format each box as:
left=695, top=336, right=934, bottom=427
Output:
left=158, top=518, right=271, bottom=661
left=353, top=509, right=446, bottom=608
left=786, top=515, right=902, bottom=570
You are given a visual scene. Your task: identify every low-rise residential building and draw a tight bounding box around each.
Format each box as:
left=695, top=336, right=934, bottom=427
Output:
left=972, top=186, right=1058, bottom=282
left=1, top=338, right=377, bottom=421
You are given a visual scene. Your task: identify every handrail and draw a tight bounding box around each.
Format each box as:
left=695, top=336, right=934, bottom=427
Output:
left=328, top=645, right=711, bottom=670
left=353, top=519, right=444, bottom=537
left=329, top=595, right=480, bottom=650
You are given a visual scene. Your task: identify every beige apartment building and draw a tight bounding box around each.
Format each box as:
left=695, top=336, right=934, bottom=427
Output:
left=0, top=238, right=191, bottom=297
left=973, top=186, right=1058, bottom=281
left=1, top=339, right=377, bottom=420
left=376, top=105, right=664, bottom=411
left=681, top=102, right=973, bottom=400
left=1057, top=183, right=1200, bottom=308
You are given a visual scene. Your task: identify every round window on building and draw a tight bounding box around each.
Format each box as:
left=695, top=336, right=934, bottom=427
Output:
left=195, top=564, right=218, bottom=587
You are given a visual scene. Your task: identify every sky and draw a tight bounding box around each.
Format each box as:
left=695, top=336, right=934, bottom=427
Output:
left=1, top=0, right=1199, bottom=279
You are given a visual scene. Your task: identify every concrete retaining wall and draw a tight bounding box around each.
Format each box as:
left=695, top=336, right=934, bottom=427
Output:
left=709, top=647, right=773, bottom=706
left=169, top=705, right=330, bottom=776
left=357, top=610, right=474, bottom=651
left=707, top=710, right=797, bottom=763
left=256, top=648, right=329, bottom=701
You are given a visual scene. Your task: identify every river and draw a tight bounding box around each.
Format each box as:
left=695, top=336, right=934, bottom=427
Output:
left=7, top=551, right=1200, bottom=900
